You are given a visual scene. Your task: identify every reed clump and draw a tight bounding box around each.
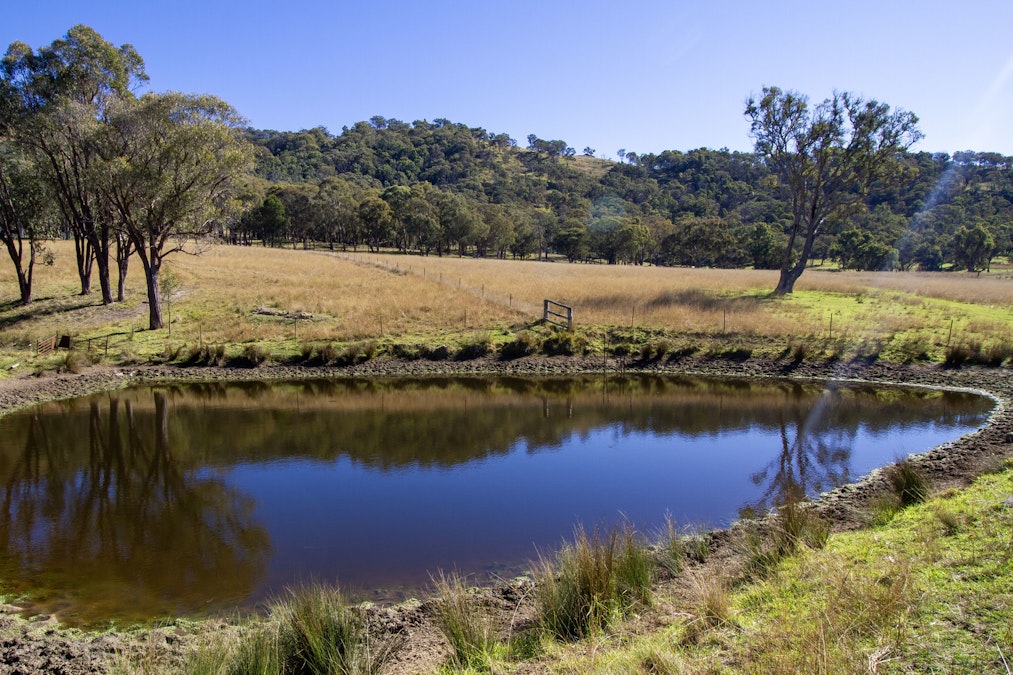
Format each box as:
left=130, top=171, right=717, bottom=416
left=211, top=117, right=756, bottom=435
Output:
left=535, top=523, right=653, bottom=640
left=885, top=458, right=930, bottom=507
left=173, top=583, right=401, bottom=675
left=429, top=571, right=496, bottom=671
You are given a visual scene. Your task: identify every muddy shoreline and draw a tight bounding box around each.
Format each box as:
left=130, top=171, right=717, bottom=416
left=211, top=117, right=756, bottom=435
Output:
left=0, top=356, right=1009, bottom=674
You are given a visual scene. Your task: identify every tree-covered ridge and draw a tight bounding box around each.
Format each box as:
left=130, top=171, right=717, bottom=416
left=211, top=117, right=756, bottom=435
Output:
left=242, top=120, right=1013, bottom=272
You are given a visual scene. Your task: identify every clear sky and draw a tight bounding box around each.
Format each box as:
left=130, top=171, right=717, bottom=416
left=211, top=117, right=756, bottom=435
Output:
left=4, top=1, right=1012, bottom=159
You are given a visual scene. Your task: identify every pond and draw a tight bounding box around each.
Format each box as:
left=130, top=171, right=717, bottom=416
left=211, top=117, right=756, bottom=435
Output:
left=0, top=375, right=993, bottom=625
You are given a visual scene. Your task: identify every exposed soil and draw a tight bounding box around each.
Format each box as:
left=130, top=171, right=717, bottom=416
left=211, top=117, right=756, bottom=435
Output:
left=0, top=356, right=1009, bottom=674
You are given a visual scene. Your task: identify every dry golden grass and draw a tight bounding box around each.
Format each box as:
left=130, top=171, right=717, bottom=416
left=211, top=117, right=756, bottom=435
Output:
left=342, top=252, right=805, bottom=337
left=2, top=242, right=1012, bottom=366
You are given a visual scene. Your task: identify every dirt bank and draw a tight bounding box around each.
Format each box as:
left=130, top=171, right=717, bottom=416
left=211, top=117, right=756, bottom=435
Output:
left=0, top=356, right=1009, bottom=674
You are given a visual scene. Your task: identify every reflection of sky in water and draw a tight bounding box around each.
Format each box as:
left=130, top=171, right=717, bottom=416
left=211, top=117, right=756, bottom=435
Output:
left=227, top=414, right=987, bottom=603
left=0, top=378, right=992, bottom=622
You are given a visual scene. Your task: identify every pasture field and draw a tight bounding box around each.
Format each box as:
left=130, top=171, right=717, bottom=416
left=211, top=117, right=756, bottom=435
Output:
left=0, top=241, right=1011, bottom=373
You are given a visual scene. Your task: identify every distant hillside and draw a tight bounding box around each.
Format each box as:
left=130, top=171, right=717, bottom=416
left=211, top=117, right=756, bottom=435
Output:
left=239, top=119, right=1012, bottom=271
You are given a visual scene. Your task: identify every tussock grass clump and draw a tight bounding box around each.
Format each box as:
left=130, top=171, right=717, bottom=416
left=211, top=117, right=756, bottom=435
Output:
left=429, top=571, right=495, bottom=671
left=423, top=344, right=451, bottom=361
left=685, top=569, right=734, bottom=632
left=541, top=330, right=586, bottom=356
left=230, top=343, right=268, bottom=367
left=655, top=516, right=687, bottom=575
left=499, top=331, right=540, bottom=359
left=945, top=340, right=1013, bottom=367
left=301, top=341, right=338, bottom=365
left=170, top=584, right=401, bottom=675
left=387, top=342, right=423, bottom=360
left=737, top=500, right=829, bottom=577
left=705, top=345, right=752, bottom=361
left=339, top=340, right=377, bottom=365
left=885, top=458, right=930, bottom=506
left=536, top=523, right=653, bottom=640
left=184, top=343, right=227, bottom=367
left=455, top=333, right=493, bottom=360
left=654, top=516, right=711, bottom=574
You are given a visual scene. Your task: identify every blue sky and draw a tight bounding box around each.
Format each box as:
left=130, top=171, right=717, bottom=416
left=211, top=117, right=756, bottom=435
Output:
left=4, top=1, right=1013, bottom=159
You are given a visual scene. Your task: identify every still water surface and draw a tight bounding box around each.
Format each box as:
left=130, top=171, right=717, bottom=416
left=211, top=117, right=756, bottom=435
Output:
left=0, top=376, right=992, bottom=624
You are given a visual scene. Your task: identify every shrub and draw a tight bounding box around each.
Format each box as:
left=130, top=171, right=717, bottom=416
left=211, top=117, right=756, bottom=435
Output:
left=536, top=523, right=652, bottom=640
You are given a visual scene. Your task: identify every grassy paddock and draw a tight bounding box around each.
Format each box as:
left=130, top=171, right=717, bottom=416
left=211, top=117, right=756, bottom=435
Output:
left=1, top=242, right=1012, bottom=371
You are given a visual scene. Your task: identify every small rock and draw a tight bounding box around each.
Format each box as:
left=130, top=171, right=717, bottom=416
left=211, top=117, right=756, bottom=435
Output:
left=1003, top=496, right=1013, bottom=509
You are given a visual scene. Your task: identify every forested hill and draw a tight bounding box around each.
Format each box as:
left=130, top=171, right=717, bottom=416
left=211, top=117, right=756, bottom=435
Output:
left=241, top=118, right=1013, bottom=272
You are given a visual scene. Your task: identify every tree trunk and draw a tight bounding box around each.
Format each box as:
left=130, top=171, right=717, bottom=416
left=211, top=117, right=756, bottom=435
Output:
left=90, top=223, right=114, bottom=305
left=74, top=233, right=93, bottom=295
left=3, top=239, right=33, bottom=305
left=144, top=257, right=163, bottom=330
left=117, top=260, right=128, bottom=302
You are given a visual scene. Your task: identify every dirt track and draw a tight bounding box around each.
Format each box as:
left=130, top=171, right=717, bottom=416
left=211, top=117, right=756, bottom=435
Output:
left=0, top=357, right=1009, bottom=674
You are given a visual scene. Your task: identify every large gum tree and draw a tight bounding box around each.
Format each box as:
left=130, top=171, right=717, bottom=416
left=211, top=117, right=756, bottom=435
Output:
left=745, top=87, right=922, bottom=295
left=1, top=25, right=147, bottom=304
left=98, top=92, right=251, bottom=330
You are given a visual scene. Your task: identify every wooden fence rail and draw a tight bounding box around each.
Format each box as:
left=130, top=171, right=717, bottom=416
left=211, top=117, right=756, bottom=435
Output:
left=36, top=336, right=57, bottom=357
left=543, top=299, right=573, bottom=330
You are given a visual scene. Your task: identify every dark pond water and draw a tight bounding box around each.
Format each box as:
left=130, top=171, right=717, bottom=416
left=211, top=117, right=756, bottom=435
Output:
left=0, top=376, right=992, bottom=625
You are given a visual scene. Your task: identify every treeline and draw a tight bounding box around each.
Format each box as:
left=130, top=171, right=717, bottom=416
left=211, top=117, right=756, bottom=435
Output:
left=237, top=120, right=1013, bottom=273
left=4, top=26, right=1013, bottom=327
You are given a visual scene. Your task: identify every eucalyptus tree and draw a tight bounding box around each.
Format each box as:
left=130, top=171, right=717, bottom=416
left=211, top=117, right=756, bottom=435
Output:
left=99, top=92, right=252, bottom=330
left=0, top=141, right=56, bottom=304
left=1, top=25, right=147, bottom=303
left=745, top=87, right=921, bottom=294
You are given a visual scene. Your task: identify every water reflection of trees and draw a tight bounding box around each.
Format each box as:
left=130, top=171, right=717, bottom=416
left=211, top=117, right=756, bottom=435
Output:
left=743, top=390, right=856, bottom=516
left=0, top=392, right=270, bottom=624
left=0, top=376, right=990, bottom=622
left=90, top=377, right=987, bottom=473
